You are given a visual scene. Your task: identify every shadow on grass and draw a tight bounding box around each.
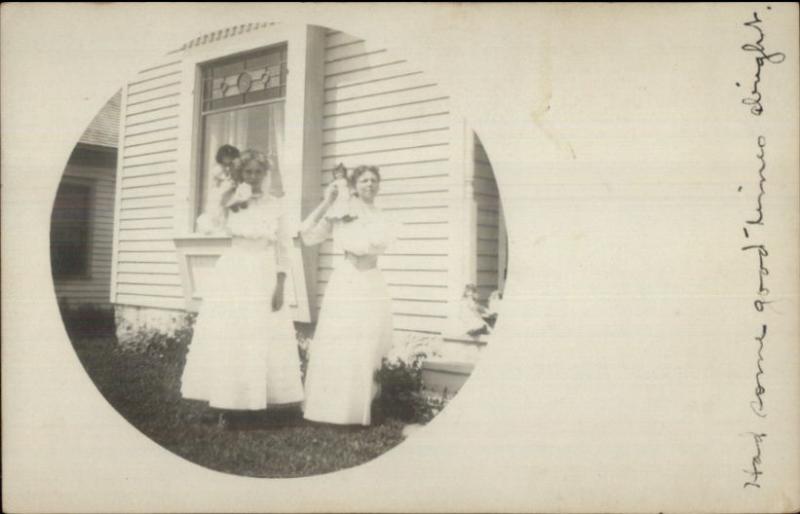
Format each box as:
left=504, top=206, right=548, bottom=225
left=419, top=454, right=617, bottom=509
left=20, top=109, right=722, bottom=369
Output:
left=69, top=328, right=407, bottom=478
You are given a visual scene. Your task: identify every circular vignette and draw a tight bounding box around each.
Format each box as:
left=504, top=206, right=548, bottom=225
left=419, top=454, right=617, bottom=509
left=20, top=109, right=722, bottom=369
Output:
left=50, top=22, right=507, bottom=478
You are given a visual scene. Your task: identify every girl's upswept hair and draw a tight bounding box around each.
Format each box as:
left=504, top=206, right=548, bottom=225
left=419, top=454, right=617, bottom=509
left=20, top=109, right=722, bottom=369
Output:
left=234, top=149, right=270, bottom=182
left=348, top=165, right=381, bottom=188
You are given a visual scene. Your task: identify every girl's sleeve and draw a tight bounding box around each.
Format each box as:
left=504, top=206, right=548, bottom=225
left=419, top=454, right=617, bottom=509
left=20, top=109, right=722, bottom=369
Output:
left=299, top=215, right=333, bottom=247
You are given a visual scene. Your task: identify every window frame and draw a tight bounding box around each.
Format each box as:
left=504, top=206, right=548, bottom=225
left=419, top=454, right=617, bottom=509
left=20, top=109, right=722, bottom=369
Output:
left=172, top=24, right=327, bottom=323
left=195, top=42, right=288, bottom=222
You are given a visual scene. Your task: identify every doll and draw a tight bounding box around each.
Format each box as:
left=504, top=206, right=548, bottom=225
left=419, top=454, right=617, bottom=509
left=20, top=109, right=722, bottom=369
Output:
left=197, top=145, right=242, bottom=233
left=325, top=162, right=354, bottom=222
left=213, top=144, right=240, bottom=189
left=225, top=182, right=255, bottom=213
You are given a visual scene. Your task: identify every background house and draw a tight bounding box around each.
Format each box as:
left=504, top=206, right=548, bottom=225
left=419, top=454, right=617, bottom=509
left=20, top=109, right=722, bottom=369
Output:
left=109, top=24, right=507, bottom=387
left=51, top=92, right=121, bottom=313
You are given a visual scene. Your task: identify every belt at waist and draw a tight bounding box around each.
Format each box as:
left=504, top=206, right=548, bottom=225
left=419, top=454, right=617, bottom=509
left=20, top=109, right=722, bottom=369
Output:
left=344, top=251, right=378, bottom=270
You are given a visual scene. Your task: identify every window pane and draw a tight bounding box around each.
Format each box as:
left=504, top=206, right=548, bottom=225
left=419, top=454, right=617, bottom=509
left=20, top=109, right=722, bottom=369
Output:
left=51, top=183, right=91, bottom=277
left=197, top=102, right=285, bottom=223
left=201, top=44, right=286, bottom=113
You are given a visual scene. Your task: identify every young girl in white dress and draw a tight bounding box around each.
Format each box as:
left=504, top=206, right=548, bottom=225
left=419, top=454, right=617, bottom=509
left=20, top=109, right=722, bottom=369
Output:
left=181, top=149, right=304, bottom=425
left=300, top=165, right=395, bottom=426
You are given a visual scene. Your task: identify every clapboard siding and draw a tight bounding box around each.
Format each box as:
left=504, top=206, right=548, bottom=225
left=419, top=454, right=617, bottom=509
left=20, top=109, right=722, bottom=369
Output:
left=322, top=127, right=449, bottom=158
left=324, top=73, right=434, bottom=104
left=315, top=29, right=456, bottom=334
left=117, top=262, right=180, bottom=274
left=473, top=137, right=501, bottom=300
left=322, top=160, right=450, bottom=185
left=110, top=26, right=500, bottom=339
left=396, top=222, right=449, bottom=240
left=119, top=218, right=174, bottom=230
left=118, top=227, right=175, bottom=241
left=125, top=115, right=180, bottom=133
left=323, top=98, right=450, bottom=132
left=123, top=136, right=179, bottom=154
left=121, top=170, right=177, bottom=189
left=53, top=162, right=117, bottom=307
left=112, top=58, right=183, bottom=309
left=127, top=70, right=182, bottom=95
left=322, top=112, right=449, bottom=143
left=115, top=294, right=185, bottom=310
left=325, top=31, right=363, bottom=48
left=383, top=206, right=450, bottom=225
left=117, top=273, right=182, bottom=286
left=324, top=58, right=419, bottom=87
left=321, top=144, right=449, bottom=170
left=118, top=207, right=175, bottom=221
left=121, top=160, right=177, bottom=178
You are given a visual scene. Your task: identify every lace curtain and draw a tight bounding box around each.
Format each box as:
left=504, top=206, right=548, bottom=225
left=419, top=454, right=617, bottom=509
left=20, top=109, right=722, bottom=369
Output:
left=197, top=102, right=285, bottom=224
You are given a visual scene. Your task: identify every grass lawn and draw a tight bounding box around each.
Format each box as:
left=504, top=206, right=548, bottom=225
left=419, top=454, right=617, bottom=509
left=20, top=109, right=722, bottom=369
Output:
left=70, top=333, right=408, bottom=478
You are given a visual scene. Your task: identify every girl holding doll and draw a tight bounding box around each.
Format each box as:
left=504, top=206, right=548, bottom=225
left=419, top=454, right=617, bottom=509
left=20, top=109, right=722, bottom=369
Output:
left=181, top=149, right=303, bottom=427
left=300, top=164, right=396, bottom=426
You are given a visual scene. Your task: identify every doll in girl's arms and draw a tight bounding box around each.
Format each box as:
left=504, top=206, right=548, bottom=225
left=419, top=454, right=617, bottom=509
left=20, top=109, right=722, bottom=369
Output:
left=225, top=182, right=254, bottom=213
left=325, top=162, right=356, bottom=222
left=214, top=144, right=240, bottom=189
left=197, top=144, right=242, bottom=233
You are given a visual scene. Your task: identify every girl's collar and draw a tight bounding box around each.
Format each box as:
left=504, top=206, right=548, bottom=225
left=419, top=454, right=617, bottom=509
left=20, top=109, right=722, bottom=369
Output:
left=353, top=197, right=377, bottom=212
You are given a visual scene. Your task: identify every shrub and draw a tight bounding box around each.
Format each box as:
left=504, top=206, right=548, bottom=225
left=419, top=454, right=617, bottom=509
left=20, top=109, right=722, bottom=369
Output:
left=117, top=312, right=196, bottom=359
left=374, top=353, right=449, bottom=424
left=112, top=312, right=312, bottom=384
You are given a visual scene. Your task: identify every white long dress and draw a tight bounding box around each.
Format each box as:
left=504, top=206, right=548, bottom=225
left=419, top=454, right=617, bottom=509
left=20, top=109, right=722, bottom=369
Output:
left=180, top=194, right=304, bottom=410
left=300, top=201, right=395, bottom=425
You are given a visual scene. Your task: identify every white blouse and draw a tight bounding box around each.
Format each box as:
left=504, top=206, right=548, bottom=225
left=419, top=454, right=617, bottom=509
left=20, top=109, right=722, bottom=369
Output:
left=300, top=200, right=396, bottom=257
left=197, top=192, right=292, bottom=273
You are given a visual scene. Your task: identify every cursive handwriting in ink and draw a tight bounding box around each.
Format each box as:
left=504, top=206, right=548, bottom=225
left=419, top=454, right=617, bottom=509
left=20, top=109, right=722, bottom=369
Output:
left=740, top=10, right=786, bottom=116
left=741, top=244, right=770, bottom=310
left=750, top=324, right=767, bottom=418
left=743, top=432, right=767, bottom=488
left=740, top=137, right=770, bottom=312
left=738, top=134, right=772, bottom=489
left=746, top=136, right=767, bottom=225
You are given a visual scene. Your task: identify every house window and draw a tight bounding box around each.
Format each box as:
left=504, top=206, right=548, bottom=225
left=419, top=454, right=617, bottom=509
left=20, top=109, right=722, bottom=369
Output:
left=51, top=181, right=92, bottom=278
left=196, top=44, right=287, bottom=222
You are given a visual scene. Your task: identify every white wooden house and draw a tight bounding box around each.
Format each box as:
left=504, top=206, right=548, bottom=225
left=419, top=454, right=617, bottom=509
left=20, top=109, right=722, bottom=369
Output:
left=110, top=23, right=507, bottom=382
left=51, top=92, right=120, bottom=311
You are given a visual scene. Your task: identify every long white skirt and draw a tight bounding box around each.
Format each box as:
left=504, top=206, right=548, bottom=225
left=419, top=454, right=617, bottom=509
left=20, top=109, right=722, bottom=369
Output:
left=180, top=238, right=304, bottom=410
left=303, top=258, right=393, bottom=425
